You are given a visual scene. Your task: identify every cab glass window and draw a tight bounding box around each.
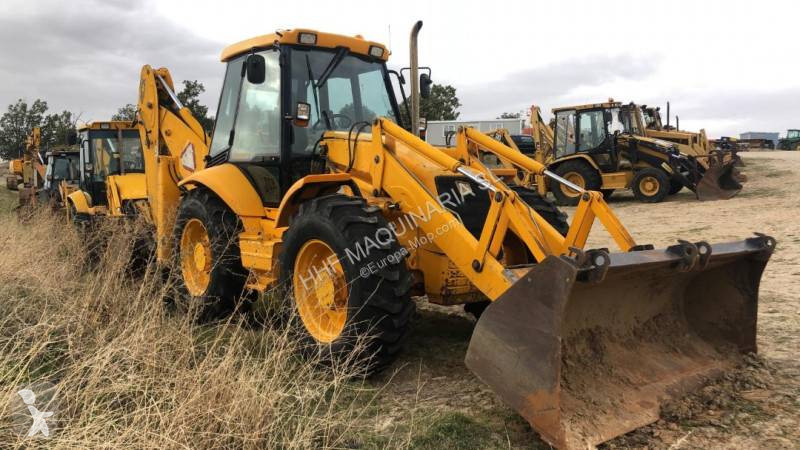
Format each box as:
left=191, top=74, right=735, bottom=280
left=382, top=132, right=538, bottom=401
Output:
left=577, top=110, right=606, bottom=151
left=554, top=110, right=576, bottom=158
left=209, top=56, right=245, bottom=157
left=289, top=48, right=397, bottom=155
left=230, top=50, right=281, bottom=162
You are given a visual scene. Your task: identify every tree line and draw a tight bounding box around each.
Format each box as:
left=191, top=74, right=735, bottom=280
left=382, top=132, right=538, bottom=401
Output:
left=0, top=80, right=213, bottom=160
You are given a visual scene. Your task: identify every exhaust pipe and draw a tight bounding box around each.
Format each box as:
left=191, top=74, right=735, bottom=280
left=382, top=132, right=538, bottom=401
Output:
left=410, top=21, right=422, bottom=138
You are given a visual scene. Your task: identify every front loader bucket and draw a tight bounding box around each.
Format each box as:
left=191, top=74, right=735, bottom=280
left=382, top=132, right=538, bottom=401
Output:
left=696, top=159, right=743, bottom=201
left=466, top=235, right=775, bottom=449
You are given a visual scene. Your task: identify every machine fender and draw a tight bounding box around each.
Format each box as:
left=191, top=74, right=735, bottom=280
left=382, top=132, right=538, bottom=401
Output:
left=67, top=190, right=93, bottom=214
left=275, top=173, right=359, bottom=227
left=178, top=163, right=264, bottom=217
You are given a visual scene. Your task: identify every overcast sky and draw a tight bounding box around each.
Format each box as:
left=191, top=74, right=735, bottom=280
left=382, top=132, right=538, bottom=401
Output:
left=0, top=0, right=797, bottom=138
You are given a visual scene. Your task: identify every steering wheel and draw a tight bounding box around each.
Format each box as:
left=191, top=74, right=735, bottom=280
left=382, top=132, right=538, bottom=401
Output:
left=311, top=113, right=354, bottom=131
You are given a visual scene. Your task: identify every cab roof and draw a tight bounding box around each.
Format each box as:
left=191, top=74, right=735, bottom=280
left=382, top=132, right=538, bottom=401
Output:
left=553, top=101, right=622, bottom=113
left=221, top=28, right=389, bottom=62
left=78, top=121, right=136, bottom=132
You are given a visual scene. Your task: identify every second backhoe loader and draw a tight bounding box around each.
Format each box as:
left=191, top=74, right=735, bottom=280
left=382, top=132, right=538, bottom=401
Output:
left=134, top=26, right=774, bottom=449
left=66, top=121, right=148, bottom=223
left=521, top=101, right=743, bottom=204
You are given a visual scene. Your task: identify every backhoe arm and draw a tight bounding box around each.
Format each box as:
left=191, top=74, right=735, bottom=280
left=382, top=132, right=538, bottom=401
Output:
left=137, top=65, right=210, bottom=261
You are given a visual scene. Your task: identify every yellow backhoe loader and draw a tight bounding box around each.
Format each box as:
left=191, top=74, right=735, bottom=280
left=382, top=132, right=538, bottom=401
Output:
left=39, top=145, right=81, bottom=210
left=132, top=26, right=773, bottom=449
left=6, top=158, right=23, bottom=190
left=66, top=121, right=148, bottom=224
left=640, top=103, right=744, bottom=168
left=519, top=101, right=742, bottom=204
left=15, top=128, right=48, bottom=207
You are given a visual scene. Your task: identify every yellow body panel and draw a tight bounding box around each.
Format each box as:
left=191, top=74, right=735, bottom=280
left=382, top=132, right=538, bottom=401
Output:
left=221, top=29, right=389, bottom=62
left=178, top=163, right=264, bottom=217
left=600, top=172, right=631, bottom=189
left=9, top=159, right=23, bottom=175
left=67, top=190, right=95, bottom=215
left=106, top=173, right=148, bottom=216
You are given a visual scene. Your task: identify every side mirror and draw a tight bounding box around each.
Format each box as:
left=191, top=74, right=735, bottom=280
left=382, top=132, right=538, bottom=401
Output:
left=294, top=102, right=311, bottom=128
left=420, top=73, right=433, bottom=99
left=67, top=132, right=78, bottom=146
left=245, top=54, right=266, bottom=85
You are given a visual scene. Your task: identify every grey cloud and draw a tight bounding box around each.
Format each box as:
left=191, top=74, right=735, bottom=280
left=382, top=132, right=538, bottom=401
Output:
left=0, top=0, right=224, bottom=122
left=453, top=54, right=658, bottom=120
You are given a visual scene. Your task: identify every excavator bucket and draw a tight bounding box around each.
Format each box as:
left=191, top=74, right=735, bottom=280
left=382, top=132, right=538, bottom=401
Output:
left=466, top=235, right=775, bottom=449
left=696, top=158, right=743, bottom=201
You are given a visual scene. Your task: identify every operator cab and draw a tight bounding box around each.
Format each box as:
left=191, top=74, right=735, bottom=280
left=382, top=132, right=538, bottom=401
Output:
left=43, top=150, right=80, bottom=191
left=77, top=122, right=145, bottom=206
left=206, top=30, right=410, bottom=207
left=552, top=102, right=627, bottom=172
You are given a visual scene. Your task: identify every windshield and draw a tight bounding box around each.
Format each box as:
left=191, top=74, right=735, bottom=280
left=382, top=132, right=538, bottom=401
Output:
left=52, top=154, right=79, bottom=181
left=89, top=130, right=144, bottom=181
left=290, top=48, right=397, bottom=155
left=608, top=107, right=626, bottom=134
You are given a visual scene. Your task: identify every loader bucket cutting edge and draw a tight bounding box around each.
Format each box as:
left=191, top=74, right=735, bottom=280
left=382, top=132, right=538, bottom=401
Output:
left=696, top=160, right=743, bottom=201
left=465, top=236, right=775, bottom=449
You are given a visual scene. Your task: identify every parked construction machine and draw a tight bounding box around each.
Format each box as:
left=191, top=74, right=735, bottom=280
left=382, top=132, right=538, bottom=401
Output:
left=519, top=101, right=742, bottom=205
left=15, top=128, right=48, bottom=207
left=639, top=104, right=743, bottom=168
left=66, top=121, right=147, bottom=222
left=39, top=145, right=81, bottom=209
left=129, top=26, right=773, bottom=449
left=778, top=129, right=800, bottom=150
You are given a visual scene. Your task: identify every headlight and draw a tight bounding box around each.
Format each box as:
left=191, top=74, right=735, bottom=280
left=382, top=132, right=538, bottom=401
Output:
left=368, top=45, right=385, bottom=58
left=298, top=32, right=317, bottom=45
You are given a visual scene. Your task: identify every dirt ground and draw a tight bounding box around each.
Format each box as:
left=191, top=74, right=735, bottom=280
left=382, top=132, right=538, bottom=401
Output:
left=365, top=151, right=800, bottom=449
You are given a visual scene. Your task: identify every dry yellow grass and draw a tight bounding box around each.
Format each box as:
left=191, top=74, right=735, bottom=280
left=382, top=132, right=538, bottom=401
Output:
left=0, top=210, right=395, bottom=449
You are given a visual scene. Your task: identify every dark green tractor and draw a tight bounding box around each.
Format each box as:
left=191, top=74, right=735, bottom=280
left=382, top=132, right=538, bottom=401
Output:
left=778, top=129, right=800, bottom=150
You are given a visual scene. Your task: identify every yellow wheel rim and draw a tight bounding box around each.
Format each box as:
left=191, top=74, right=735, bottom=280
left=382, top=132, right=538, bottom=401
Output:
left=639, top=176, right=660, bottom=196
left=293, top=239, right=349, bottom=343
left=560, top=171, right=585, bottom=197
left=180, top=218, right=212, bottom=296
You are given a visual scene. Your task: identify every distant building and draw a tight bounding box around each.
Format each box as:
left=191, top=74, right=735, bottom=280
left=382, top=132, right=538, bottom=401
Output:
left=739, top=132, right=779, bottom=148
left=426, top=118, right=525, bottom=146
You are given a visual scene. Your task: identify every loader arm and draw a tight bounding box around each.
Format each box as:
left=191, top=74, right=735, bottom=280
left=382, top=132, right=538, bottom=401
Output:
left=137, top=65, right=210, bottom=261
left=329, top=118, right=636, bottom=301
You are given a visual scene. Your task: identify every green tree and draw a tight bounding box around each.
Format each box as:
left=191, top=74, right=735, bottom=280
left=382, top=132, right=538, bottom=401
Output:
left=400, top=83, right=461, bottom=123
left=177, top=80, right=214, bottom=134
left=41, top=110, right=78, bottom=147
left=112, top=104, right=137, bottom=122
left=497, top=112, right=521, bottom=119
left=0, top=99, right=49, bottom=159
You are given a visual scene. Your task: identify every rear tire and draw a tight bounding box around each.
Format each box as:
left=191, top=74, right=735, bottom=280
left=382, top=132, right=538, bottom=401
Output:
left=173, top=188, right=247, bottom=321
left=632, top=168, right=670, bottom=203
left=510, top=186, right=569, bottom=236
left=551, top=160, right=601, bottom=206
left=279, top=194, right=414, bottom=374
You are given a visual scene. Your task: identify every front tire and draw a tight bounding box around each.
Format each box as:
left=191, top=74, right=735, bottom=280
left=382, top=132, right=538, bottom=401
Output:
left=632, top=168, right=670, bottom=203
left=173, top=188, right=247, bottom=320
left=668, top=177, right=684, bottom=195
left=279, top=194, right=413, bottom=374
